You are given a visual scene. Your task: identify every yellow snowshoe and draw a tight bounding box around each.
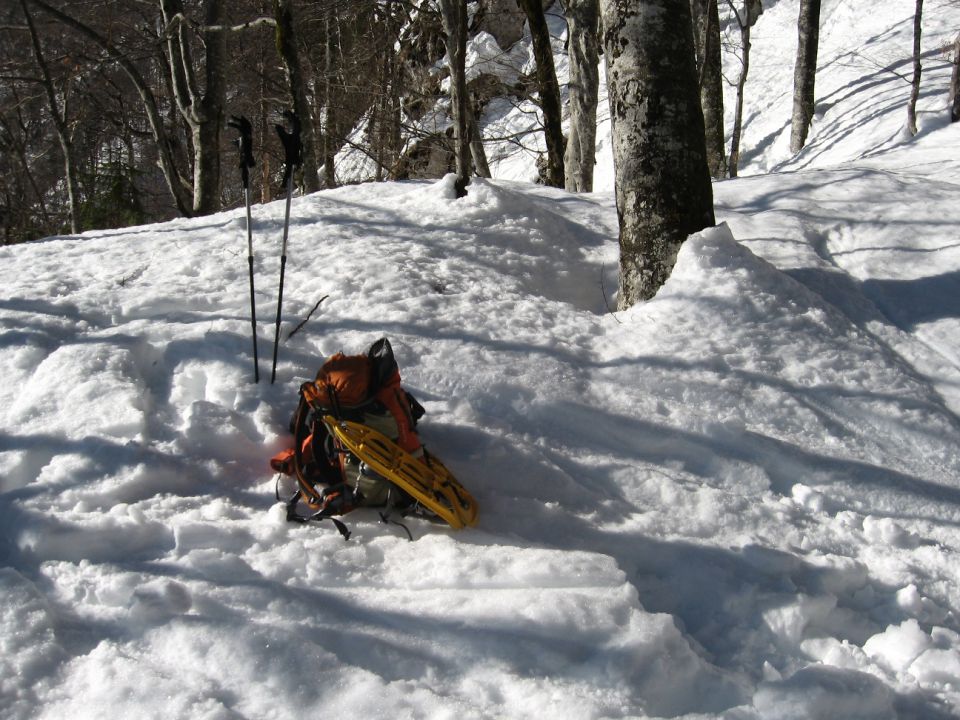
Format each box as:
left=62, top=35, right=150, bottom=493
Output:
left=321, top=415, right=478, bottom=530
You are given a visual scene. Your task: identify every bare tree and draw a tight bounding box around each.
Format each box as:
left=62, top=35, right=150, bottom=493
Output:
left=950, top=31, right=960, bottom=122
left=561, top=0, right=599, bottom=192
left=469, top=113, right=492, bottom=178
left=517, top=0, right=564, bottom=187
left=438, top=0, right=470, bottom=196
left=26, top=0, right=194, bottom=216
left=19, top=0, right=80, bottom=233
left=161, top=0, right=231, bottom=215
left=273, top=0, right=320, bottom=192
left=725, top=0, right=762, bottom=177
left=601, top=0, right=714, bottom=307
left=691, top=0, right=727, bottom=178
left=790, top=0, right=821, bottom=153
left=907, top=0, right=923, bottom=136
left=321, top=6, right=337, bottom=188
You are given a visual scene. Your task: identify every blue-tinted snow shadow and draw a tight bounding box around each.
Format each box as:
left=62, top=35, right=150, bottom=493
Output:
left=862, top=271, right=960, bottom=330
left=426, top=400, right=960, bottom=717
left=786, top=265, right=960, bottom=330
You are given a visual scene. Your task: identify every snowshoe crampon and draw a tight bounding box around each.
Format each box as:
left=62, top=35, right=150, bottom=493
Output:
left=321, top=415, right=478, bottom=529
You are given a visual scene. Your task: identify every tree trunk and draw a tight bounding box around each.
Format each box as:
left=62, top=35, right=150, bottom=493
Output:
left=438, top=0, right=471, bottom=197
left=907, top=0, right=923, bottom=136
left=790, top=0, right=821, bottom=153
left=469, top=113, right=492, bottom=178
left=274, top=0, right=321, bottom=193
left=951, top=32, right=960, bottom=123
left=160, top=0, right=228, bottom=215
left=727, top=0, right=761, bottom=178
left=370, top=1, right=404, bottom=181
left=518, top=0, right=565, bottom=188
left=561, top=0, right=600, bottom=192
left=691, top=0, right=727, bottom=178
left=728, top=15, right=750, bottom=178
left=21, top=0, right=81, bottom=233
left=194, top=0, right=227, bottom=214
left=601, top=0, right=715, bottom=308
left=259, top=14, right=273, bottom=203
left=321, top=8, right=337, bottom=188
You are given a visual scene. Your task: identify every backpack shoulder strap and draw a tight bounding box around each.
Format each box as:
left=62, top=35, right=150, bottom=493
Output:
left=291, top=387, right=325, bottom=507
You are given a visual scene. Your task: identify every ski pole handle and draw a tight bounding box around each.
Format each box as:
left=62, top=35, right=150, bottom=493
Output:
left=275, top=110, right=303, bottom=187
left=228, top=114, right=255, bottom=188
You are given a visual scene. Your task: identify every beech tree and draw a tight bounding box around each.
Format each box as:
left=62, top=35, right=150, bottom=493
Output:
left=950, top=32, right=960, bottom=123
left=725, top=0, right=762, bottom=178
left=274, top=0, right=320, bottom=192
left=907, top=0, right=923, bottom=136
left=161, top=0, right=230, bottom=215
left=517, top=0, right=565, bottom=187
left=469, top=115, right=492, bottom=178
left=438, top=0, right=471, bottom=196
left=20, top=0, right=80, bottom=233
left=691, top=0, right=726, bottom=178
left=601, top=0, right=715, bottom=307
left=790, top=0, right=821, bottom=153
left=561, top=0, right=600, bottom=192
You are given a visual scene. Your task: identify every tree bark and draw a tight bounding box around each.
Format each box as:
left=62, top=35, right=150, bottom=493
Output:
left=726, top=0, right=761, bottom=178
left=790, top=0, right=821, bottom=153
left=438, top=0, right=471, bottom=197
left=907, top=0, right=923, bottom=136
left=321, top=8, right=337, bottom=188
left=601, top=0, right=715, bottom=308
left=160, top=0, right=228, bottom=215
left=21, top=0, right=80, bottom=233
left=518, top=0, right=565, bottom=188
left=690, top=0, right=727, bottom=178
left=274, top=0, right=321, bottom=193
left=195, top=0, right=227, bottom=213
left=728, top=9, right=750, bottom=178
left=951, top=33, right=960, bottom=123
left=561, top=0, right=599, bottom=192
left=469, top=113, right=492, bottom=178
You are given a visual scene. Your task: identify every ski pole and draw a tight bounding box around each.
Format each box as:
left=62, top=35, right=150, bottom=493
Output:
left=271, top=110, right=303, bottom=384
left=228, top=114, right=260, bottom=383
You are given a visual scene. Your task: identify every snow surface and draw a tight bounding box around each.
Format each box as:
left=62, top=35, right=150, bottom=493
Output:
left=4, top=1, right=960, bottom=718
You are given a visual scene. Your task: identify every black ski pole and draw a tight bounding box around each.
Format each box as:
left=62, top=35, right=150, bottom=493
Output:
left=228, top=114, right=260, bottom=383
left=271, top=110, right=303, bottom=384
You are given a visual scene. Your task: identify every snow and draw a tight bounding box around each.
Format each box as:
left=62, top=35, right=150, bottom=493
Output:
left=3, top=1, right=960, bottom=718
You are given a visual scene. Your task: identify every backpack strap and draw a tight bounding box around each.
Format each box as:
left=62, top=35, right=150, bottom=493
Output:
left=284, top=489, right=352, bottom=540
left=290, top=388, right=327, bottom=508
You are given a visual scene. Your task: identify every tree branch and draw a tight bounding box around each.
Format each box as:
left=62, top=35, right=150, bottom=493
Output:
left=162, top=12, right=277, bottom=37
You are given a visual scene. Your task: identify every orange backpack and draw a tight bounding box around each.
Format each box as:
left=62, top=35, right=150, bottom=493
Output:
left=313, top=352, right=372, bottom=408
left=270, top=338, right=426, bottom=534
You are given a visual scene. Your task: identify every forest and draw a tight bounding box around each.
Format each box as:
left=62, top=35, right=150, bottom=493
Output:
left=1, top=1, right=955, bottom=301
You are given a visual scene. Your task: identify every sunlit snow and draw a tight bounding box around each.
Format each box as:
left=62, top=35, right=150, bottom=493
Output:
left=2, top=2, right=960, bottom=718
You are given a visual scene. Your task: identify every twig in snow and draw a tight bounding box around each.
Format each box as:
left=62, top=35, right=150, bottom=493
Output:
left=287, top=295, right=329, bottom=340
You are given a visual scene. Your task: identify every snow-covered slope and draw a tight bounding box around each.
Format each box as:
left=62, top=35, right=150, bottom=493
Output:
left=3, top=2, right=960, bottom=718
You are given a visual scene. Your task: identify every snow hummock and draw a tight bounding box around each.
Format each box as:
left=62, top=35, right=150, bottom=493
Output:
left=3, top=1, right=960, bottom=718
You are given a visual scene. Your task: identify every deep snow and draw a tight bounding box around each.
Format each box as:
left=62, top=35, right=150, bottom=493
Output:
left=3, top=1, right=960, bottom=718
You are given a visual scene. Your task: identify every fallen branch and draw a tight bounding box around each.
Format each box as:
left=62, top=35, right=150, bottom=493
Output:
left=287, top=295, right=329, bottom=340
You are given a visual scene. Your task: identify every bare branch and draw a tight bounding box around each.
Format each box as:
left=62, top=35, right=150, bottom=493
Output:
left=162, top=12, right=276, bottom=38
